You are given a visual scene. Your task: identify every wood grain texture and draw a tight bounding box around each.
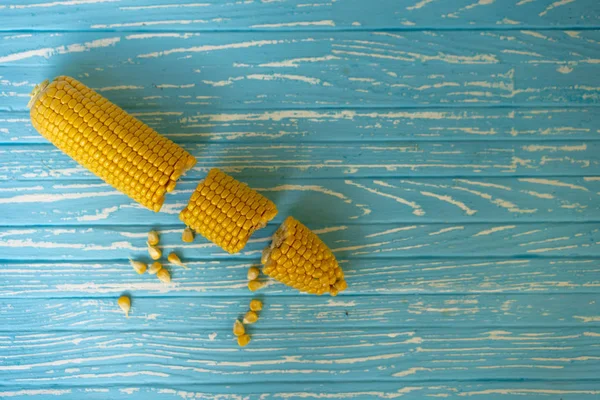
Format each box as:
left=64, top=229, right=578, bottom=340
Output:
left=1, top=258, right=599, bottom=297
left=2, top=107, right=600, bottom=145
left=0, top=383, right=599, bottom=400
left=1, top=0, right=599, bottom=398
left=0, top=326, right=598, bottom=383
left=0, top=222, right=599, bottom=260
left=2, top=31, right=600, bottom=111
left=0, top=141, right=598, bottom=180
left=1, top=0, right=599, bottom=31
left=1, top=177, right=598, bottom=225
left=3, top=294, right=600, bottom=328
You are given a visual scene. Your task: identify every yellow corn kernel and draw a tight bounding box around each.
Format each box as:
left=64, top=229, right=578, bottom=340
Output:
left=148, top=261, right=162, bottom=275
left=157, top=268, right=171, bottom=284
left=118, top=295, right=131, bottom=317
left=148, top=244, right=162, bottom=260
left=28, top=76, right=196, bottom=212
left=233, top=320, right=245, bottom=337
left=248, top=280, right=263, bottom=292
left=182, top=227, right=194, bottom=243
left=247, top=266, right=260, bottom=281
left=168, top=252, right=189, bottom=269
left=243, top=310, right=258, bottom=324
left=179, top=168, right=277, bottom=254
left=148, top=230, right=160, bottom=246
left=249, top=299, right=263, bottom=312
left=237, top=334, right=251, bottom=347
left=130, top=259, right=147, bottom=274
left=261, top=216, right=346, bottom=296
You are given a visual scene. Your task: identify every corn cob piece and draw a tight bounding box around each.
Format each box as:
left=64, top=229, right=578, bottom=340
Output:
left=261, top=217, right=347, bottom=296
left=28, top=76, right=196, bottom=212
left=179, top=168, right=277, bottom=254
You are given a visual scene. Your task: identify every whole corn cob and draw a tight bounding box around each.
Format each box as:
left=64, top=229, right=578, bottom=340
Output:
left=28, top=76, right=196, bottom=212
left=179, top=168, right=277, bottom=254
left=261, top=216, right=347, bottom=296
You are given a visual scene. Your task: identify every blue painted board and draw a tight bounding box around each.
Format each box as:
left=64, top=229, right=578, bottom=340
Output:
left=1, top=0, right=599, bottom=398
left=3, top=31, right=600, bottom=111
left=0, top=177, right=598, bottom=225
left=1, top=382, right=599, bottom=400
left=0, top=326, right=598, bottom=383
left=2, top=0, right=599, bottom=31
left=3, top=107, right=600, bottom=144
left=0, top=222, right=598, bottom=260
left=0, top=141, right=598, bottom=180
left=2, top=258, right=599, bottom=297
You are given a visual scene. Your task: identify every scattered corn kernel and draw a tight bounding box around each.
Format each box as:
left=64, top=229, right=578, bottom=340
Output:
left=168, top=252, right=189, bottom=269
left=237, top=334, right=251, bottom=347
left=28, top=76, right=196, bottom=212
left=148, top=261, right=162, bottom=275
left=247, top=266, right=260, bottom=281
left=157, top=268, right=171, bottom=283
left=118, top=295, right=131, bottom=317
left=233, top=320, right=245, bottom=336
left=148, top=230, right=160, bottom=246
left=249, top=299, right=263, bottom=312
left=130, top=259, right=147, bottom=275
left=243, top=310, right=259, bottom=324
left=179, top=168, right=278, bottom=254
left=148, top=244, right=162, bottom=260
left=261, top=216, right=346, bottom=296
left=182, top=227, right=194, bottom=243
left=248, top=280, right=263, bottom=292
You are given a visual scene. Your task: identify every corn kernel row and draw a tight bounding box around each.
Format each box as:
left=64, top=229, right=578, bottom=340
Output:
left=29, top=76, right=196, bottom=212
left=180, top=168, right=277, bottom=254
left=261, top=217, right=347, bottom=296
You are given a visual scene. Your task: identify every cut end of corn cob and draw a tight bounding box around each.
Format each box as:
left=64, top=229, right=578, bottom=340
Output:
left=29, top=76, right=196, bottom=212
left=179, top=168, right=277, bottom=254
left=261, top=217, right=347, bottom=296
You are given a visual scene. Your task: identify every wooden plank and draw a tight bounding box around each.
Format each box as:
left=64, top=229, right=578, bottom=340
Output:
left=0, top=223, right=598, bottom=261
left=4, top=295, right=598, bottom=330
left=2, top=31, right=600, bottom=110
left=0, top=177, right=598, bottom=226
left=1, top=258, right=598, bottom=297
left=0, top=141, right=597, bottom=180
left=0, top=325, right=598, bottom=383
left=0, top=382, right=599, bottom=400
left=4, top=107, right=600, bottom=144
left=1, top=0, right=599, bottom=31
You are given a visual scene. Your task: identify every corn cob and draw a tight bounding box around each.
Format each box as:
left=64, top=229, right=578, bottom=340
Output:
left=179, top=168, right=277, bottom=254
left=28, top=76, right=196, bottom=212
left=261, top=216, right=347, bottom=296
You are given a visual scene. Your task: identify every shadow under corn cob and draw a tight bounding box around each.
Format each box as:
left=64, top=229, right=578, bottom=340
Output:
left=29, top=76, right=196, bottom=212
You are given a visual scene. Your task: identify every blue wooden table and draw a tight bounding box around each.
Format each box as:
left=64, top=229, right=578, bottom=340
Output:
left=1, top=1, right=600, bottom=399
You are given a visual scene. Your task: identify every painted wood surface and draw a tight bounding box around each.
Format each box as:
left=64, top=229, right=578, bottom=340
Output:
left=0, top=0, right=599, bottom=399
left=1, top=0, right=599, bottom=30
